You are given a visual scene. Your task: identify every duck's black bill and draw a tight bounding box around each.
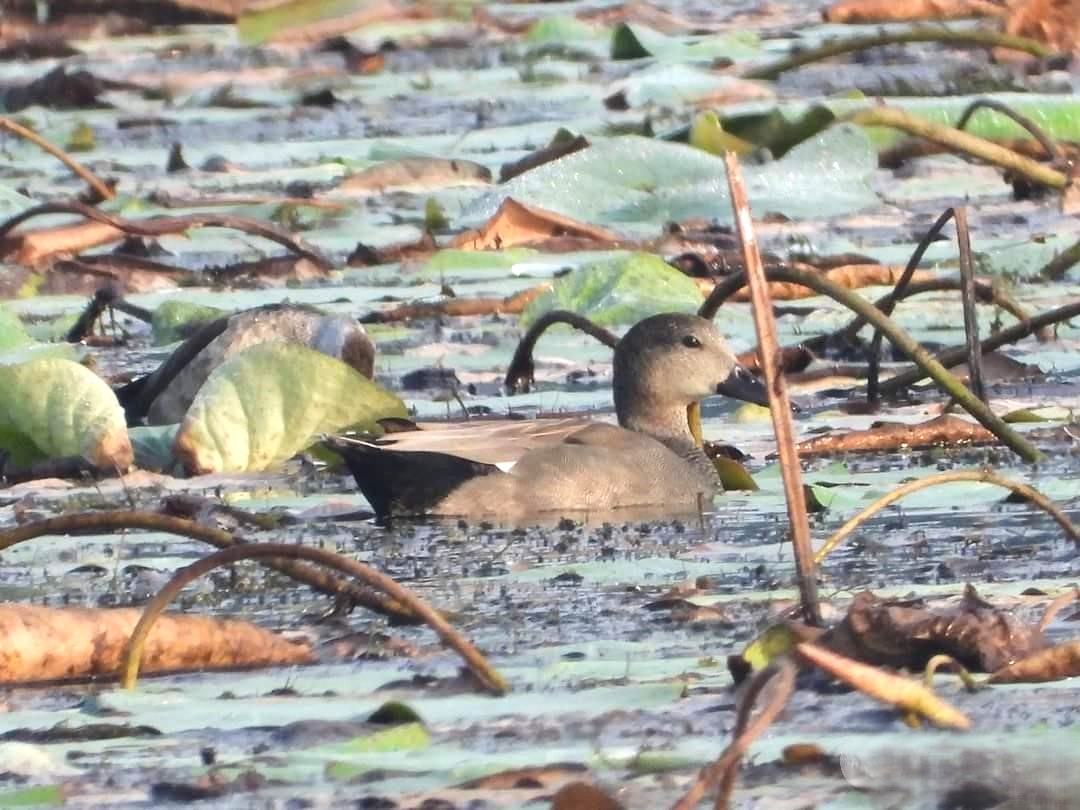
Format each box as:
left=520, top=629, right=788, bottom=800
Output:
left=715, top=365, right=770, bottom=407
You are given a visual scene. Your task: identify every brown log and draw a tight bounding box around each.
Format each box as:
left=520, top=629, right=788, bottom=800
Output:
left=0, top=604, right=312, bottom=684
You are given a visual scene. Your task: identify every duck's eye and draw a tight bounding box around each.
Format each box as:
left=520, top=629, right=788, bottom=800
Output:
left=681, top=335, right=702, bottom=349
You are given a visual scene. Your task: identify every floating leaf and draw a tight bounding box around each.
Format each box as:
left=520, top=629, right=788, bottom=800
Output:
left=129, top=423, right=181, bottom=473
left=689, top=111, right=756, bottom=156
left=721, top=104, right=837, bottom=157
left=65, top=121, right=96, bottom=153
left=0, top=357, right=132, bottom=469
left=611, top=23, right=760, bottom=62
left=174, top=343, right=407, bottom=474
left=467, top=127, right=878, bottom=232
left=152, top=301, right=227, bottom=346
left=714, top=456, right=758, bottom=491
left=0, top=784, right=64, bottom=808
left=521, top=252, right=703, bottom=327
left=0, top=305, right=31, bottom=351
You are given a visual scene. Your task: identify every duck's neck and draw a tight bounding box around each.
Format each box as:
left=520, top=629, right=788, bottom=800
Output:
left=616, top=387, right=715, bottom=467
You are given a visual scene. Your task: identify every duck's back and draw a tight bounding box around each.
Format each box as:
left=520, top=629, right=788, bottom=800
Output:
left=433, top=423, right=717, bottom=517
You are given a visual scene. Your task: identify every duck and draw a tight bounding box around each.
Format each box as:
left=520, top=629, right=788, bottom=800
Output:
left=325, top=313, right=769, bottom=521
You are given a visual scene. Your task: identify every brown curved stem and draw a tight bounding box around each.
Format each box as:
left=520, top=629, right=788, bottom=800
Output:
left=845, top=106, right=1068, bottom=190
left=1038, top=588, right=1079, bottom=633
left=742, top=26, right=1057, bottom=80
left=878, top=299, right=1080, bottom=395
left=671, top=660, right=796, bottom=810
left=867, top=208, right=956, bottom=404
left=121, top=543, right=508, bottom=695
left=955, top=98, right=1063, bottom=165
left=955, top=207, right=985, bottom=401
left=700, top=263, right=1043, bottom=462
left=504, top=309, right=618, bottom=394
left=0, top=201, right=332, bottom=268
left=0, top=510, right=418, bottom=622
left=815, top=470, right=1080, bottom=564
left=0, top=117, right=114, bottom=201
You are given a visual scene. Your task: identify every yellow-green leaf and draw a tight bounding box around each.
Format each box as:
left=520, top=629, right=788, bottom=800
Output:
left=174, top=343, right=406, bottom=474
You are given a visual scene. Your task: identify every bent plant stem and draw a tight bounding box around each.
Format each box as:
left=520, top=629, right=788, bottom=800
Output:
left=725, top=153, right=819, bottom=625
left=121, top=543, right=508, bottom=695
left=879, top=299, right=1080, bottom=394
left=700, top=263, right=1043, bottom=462
left=845, top=107, right=1068, bottom=190
left=742, top=26, right=1056, bottom=80
left=1040, top=237, right=1080, bottom=282
left=503, top=309, right=618, bottom=394
left=671, top=660, right=796, bottom=810
left=815, top=470, right=1079, bottom=564
left=0, top=510, right=418, bottom=622
left=955, top=98, right=1063, bottom=165
left=868, top=207, right=956, bottom=404
left=0, top=201, right=332, bottom=268
left=0, top=117, right=115, bottom=201
left=955, top=207, right=985, bottom=401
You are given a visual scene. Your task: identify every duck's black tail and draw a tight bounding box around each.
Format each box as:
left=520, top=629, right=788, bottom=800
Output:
left=323, top=436, right=499, bottom=520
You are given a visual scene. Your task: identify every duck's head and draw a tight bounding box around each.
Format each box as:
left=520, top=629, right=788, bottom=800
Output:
left=614, top=313, right=768, bottom=432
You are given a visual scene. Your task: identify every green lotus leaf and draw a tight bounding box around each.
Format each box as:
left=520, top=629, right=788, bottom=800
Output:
left=175, top=343, right=407, bottom=474
left=522, top=252, right=703, bottom=327
left=0, top=305, right=31, bottom=352
left=152, top=301, right=227, bottom=346
left=0, top=358, right=132, bottom=469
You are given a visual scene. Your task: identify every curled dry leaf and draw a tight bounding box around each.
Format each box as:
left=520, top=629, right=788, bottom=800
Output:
left=451, top=198, right=620, bottom=251
left=822, top=587, right=1045, bottom=673
left=797, top=641, right=972, bottom=729
left=0, top=604, right=313, bottom=683
left=330, top=157, right=492, bottom=196
left=1002, top=0, right=1079, bottom=55
left=694, top=264, right=937, bottom=302
left=987, top=640, right=1080, bottom=683
left=796, top=414, right=997, bottom=456
left=823, top=0, right=1007, bottom=23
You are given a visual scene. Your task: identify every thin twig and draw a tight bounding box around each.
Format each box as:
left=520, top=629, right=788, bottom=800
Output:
left=0, top=510, right=420, bottom=622
left=742, top=26, right=1057, bottom=80
left=879, top=299, right=1080, bottom=395
left=955, top=207, right=985, bottom=401
left=121, top=543, right=508, bottom=695
left=815, top=469, right=1079, bottom=564
left=867, top=208, right=956, bottom=404
left=955, top=98, right=1063, bottom=165
left=1040, top=237, right=1080, bottom=282
left=725, top=152, right=820, bottom=626
left=0, top=117, right=115, bottom=201
left=700, top=262, right=1044, bottom=462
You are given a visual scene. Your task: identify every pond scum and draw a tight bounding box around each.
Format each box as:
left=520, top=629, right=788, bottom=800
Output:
left=0, top=0, right=1079, bottom=806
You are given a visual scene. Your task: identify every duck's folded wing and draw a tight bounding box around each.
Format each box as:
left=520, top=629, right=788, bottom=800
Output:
left=324, top=436, right=501, bottom=519
left=374, top=416, right=594, bottom=468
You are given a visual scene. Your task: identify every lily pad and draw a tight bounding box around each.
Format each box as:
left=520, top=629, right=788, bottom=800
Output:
left=0, top=305, right=31, bottom=351
left=152, top=300, right=228, bottom=346
left=522, top=252, right=703, bottom=327
left=611, top=23, right=760, bottom=63
left=0, top=357, right=132, bottom=469
left=465, top=126, right=878, bottom=233
left=174, top=343, right=407, bottom=474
